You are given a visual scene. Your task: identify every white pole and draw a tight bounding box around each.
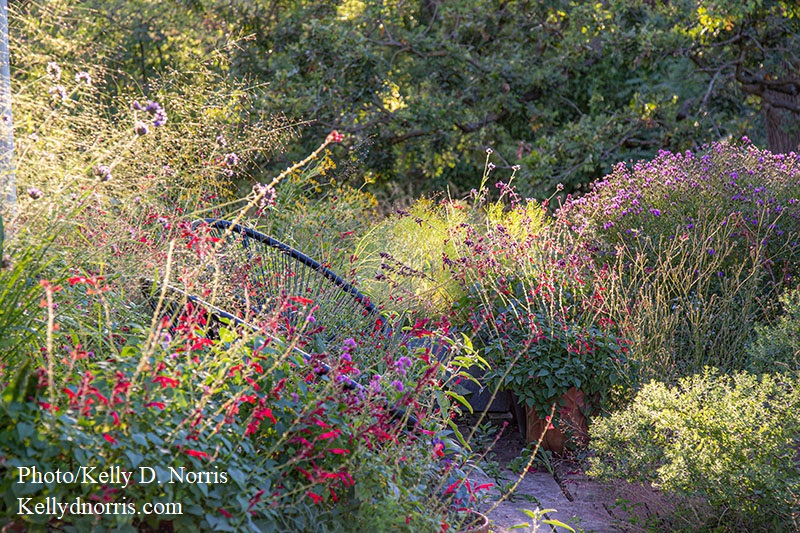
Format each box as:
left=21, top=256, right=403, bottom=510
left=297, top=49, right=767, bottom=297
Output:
left=0, top=0, right=16, bottom=236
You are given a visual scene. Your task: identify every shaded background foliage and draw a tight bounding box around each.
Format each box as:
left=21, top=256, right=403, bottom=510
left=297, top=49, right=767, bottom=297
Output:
left=11, top=0, right=799, bottom=200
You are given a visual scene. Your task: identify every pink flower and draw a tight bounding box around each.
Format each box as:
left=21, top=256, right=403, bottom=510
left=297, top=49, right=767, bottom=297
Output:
left=326, top=130, right=344, bottom=143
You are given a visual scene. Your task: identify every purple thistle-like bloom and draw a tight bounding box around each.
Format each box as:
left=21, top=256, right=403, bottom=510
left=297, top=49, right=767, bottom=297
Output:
left=131, top=100, right=143, bottom=111
left=707, top=248, right=715, bottom=256
left=216, top=134, right=228, bottom=147
left=391, top=380, right=404, bottom=392
left=46, top=62, right=61, bottom=82
left=134, top=121, right=149, bottom=136
left=27, top=187, right=43, bottom=200
left=75, top=71, right=92, bottom=86
left=153, top=109, right=167, bottom=127
left=94, top=165, right=113, bottom=182
left=224, top=153, right=239, bottom=167
left=649, top=208, right=661, bottom=217
left=48, top=85, right=67, bottom=100
left=143, top=101, right=167, bottom=127
left=343, top=338, right=357, bottom=351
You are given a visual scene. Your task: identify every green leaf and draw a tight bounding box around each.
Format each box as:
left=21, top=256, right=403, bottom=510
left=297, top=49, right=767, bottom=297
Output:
left=542, top=519, right=576, bottom=532
left=131, top=432, right=148, bottom=446
left=218, top=327, right=236, bottom=344
left=446, top=419, right=470, bottom=451
left=445, top=391, right=473, bottom=414
left=125, top=450, right=144, bottom=468
left=228, top=467, right=246, bottom=489
left=17, top=422, right=34, bottom=440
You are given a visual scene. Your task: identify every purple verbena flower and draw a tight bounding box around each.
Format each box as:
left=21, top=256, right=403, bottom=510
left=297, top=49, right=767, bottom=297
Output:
left=134, top=121, right=149, bottom=136
left=342, top=337, right=358, bottom=352
left=94, top=165, right=113, bottom=182
left=394, top=356, right=412, bottom=375
left=27, top=187, right=43, bottom=200
left=75, top=72, right=92, bottom=86
left=224, top=153, right=239, bottom=167
left=46, top=62, right=61, bottom=82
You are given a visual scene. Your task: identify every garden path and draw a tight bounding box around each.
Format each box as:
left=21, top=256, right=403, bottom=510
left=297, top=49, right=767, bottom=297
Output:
left=464, top=416, right=677, bottom=532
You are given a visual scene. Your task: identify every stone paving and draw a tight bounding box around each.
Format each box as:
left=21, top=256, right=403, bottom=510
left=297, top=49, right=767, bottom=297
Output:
left=469, top=466, right=678, bottom=532
left=459, top=413, right=677, bottom=532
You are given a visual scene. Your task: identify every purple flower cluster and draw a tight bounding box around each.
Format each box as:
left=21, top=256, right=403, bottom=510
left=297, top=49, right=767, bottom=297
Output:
left=131, top=100, right=167, bottom=132
left=394, top=356, right=412, bottom=376
left=144, top=101, right=168, bottom=127
left=94, top=165, right=113, bottom=182
left=558, top=140, right=800, bottom=283
left=253, top=183, right=277, bottom=210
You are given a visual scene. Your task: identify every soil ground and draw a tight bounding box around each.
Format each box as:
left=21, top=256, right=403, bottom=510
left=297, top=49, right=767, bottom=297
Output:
left=458, top=412, right=681, bottom=532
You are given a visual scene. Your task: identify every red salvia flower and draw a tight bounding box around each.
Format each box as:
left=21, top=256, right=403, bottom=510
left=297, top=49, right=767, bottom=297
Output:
left=327, top=448, right=350, bottom=455
left=186, top=449, right=209, bottom=459
left=152, top=375, right=180, bottom=388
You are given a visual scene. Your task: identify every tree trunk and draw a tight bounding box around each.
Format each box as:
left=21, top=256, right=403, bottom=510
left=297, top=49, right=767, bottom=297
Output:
left=0, top=0, right=16, bottom=228
left=764, top=87, right=800, bottom=154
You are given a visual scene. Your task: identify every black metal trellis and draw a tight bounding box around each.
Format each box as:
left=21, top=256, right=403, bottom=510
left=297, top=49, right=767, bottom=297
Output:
left=188, top=218, right=387, bottom=348
left=142, top=218, right=420, bottom=428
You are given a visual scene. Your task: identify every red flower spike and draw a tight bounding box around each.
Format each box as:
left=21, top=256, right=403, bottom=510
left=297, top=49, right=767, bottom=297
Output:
left=152, top=375, right=179, bottom=388
left=327, top=448, right=350, bottom=455
left=38, top=401, right=58, bottom=412
left=186, top=449, right=209, bottom=459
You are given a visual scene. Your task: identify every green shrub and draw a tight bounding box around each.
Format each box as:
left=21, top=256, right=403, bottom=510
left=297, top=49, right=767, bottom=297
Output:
left=589, top=369, right=800, bottom=531
left=747, top=287, right=800, bottom=373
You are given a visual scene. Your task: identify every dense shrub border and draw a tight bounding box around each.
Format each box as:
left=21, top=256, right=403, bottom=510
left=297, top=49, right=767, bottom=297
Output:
left=589, top=369, right=800, bottom=530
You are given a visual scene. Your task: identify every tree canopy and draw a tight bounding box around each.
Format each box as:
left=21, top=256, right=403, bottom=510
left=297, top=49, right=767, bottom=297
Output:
left=12, top=0, right=800, bottom=198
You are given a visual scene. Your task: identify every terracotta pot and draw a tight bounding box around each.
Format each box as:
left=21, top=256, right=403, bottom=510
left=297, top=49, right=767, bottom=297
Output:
left=513, top=387, right=589, bottom=454
left=455, top=510, right=490, bottom=533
